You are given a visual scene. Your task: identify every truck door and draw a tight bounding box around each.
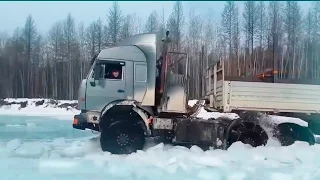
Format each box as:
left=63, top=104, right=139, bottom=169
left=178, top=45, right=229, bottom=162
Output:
left=85, top=60, right=127, bottom=111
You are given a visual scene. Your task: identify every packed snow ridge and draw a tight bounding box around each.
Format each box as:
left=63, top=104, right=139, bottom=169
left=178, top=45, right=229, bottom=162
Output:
left=0, top=98, right=79, bottom=118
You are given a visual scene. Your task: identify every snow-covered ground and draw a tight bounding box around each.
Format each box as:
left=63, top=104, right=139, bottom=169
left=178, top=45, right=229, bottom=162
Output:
left=0, top=98, right=79, bottom=120
left=0, top=98, right=320, bottom=179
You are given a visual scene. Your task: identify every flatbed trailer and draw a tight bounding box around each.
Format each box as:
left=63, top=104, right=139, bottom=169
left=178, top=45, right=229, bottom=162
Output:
left=205, top=60, right=320, bottom=114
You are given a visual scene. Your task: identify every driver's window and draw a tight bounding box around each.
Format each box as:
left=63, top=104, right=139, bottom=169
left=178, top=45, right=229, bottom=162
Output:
left=91, top=62, right=123, bottom=80
left=104, top=63, right=123, bottom=80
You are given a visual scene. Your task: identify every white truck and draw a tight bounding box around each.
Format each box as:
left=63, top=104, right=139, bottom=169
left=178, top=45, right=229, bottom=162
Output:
left=72, top=31, right=318, bottom=154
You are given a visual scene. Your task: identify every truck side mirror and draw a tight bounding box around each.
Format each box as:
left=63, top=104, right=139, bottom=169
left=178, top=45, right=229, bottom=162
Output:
left=93, top=64, right=102, bottom=80
left=90, top=64, right=102, bottom=86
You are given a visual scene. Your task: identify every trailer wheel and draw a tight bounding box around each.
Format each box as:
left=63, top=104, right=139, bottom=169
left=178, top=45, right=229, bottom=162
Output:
left=227, top=122, right=268, bottom=148
left=275, top=123, right=315, bottom=146
left=100, top=121, right=145, bottom=154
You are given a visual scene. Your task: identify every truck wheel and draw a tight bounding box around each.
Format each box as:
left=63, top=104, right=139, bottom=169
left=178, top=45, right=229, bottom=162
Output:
left=227, top=122, right=268, bottom=148
left=275, top=123, right=315, bottom=146
left=100, top=121, right=145, bottom=154
left=238, top=132, right=262, bottom=147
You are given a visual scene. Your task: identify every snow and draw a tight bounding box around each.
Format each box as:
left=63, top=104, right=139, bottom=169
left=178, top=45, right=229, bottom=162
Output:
left=0, top=99, right=320, bottom=179
left=1, top=127, right=320, bottom=179
left=188, top=99, right=308, bottom=127
left=196, top=107, right=240, bottom=120
left=267, top=115, right=308, bottom=127
left=0, top=98, right=79, bottom=120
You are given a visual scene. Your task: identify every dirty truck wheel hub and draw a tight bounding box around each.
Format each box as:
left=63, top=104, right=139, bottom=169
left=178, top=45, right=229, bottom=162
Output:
left=117, top=133, right=129, bottom=146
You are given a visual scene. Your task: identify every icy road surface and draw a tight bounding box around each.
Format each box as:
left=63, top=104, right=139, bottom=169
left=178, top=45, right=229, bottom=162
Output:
left=0, top=115, right=320, bottom=180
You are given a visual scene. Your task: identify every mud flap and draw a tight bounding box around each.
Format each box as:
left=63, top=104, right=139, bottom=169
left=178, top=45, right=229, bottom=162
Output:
left=308, top=120, right=320, bottom=135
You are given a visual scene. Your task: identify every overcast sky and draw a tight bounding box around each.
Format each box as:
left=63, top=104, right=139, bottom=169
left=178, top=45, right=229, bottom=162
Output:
left=0, top=1, right=312, bottom=37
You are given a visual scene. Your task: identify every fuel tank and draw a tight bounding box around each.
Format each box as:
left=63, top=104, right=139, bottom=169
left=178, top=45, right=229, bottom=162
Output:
left=173, top=117, right=229, bottom=149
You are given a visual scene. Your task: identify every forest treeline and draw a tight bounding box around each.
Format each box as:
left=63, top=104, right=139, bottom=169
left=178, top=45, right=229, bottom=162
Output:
left=1, top=1, right=320, bottom=100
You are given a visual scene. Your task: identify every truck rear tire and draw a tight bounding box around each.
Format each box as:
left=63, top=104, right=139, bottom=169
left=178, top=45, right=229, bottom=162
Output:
left=100, top=121, right=145, bottom=154
left=227, top=121, right=268, bottom=148
left=275, top=123, right=315, bottom=146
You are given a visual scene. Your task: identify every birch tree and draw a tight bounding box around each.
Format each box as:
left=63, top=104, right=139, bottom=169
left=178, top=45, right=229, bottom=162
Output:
left=267, top=1, right=283, bottom=75
left=283, top=1, right=302, bottom=78
left=256, top=1, right=267, bottom=72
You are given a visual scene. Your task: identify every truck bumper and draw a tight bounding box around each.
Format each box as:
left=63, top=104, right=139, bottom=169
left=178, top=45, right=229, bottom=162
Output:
left=73, top=113, right=88, bottom=130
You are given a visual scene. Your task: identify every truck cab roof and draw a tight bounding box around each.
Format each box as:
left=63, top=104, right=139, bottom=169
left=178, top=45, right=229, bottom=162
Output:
left=97, top=46, right=147, bottom=63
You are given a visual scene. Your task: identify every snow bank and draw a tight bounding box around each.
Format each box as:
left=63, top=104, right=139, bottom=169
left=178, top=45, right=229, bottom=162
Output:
left=0, top=98, right=79, bottom=119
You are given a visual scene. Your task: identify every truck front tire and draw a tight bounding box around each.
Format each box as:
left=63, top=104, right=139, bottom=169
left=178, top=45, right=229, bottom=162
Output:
left=100, top=120, right=145, bottom=154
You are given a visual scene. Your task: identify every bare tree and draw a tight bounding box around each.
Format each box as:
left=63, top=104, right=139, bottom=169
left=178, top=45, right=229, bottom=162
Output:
left=96, top=18, right=103, bottom=52
left=283, top=1, right=302, bottom=78
left=232, top=5, right=240, bottom=76
left=243, top=1, right=259, bottom=74
left=256, top=1, right=268, bottom=72
left=145, top=10, right=159, bottom=33
left=167, top=1, right=185, bottom=51
left=22, top=14, right=38, bottom=97
left=78, top=21, right=88, bottom=79
left=63, top=13, right=77, bottom=99
left=48, top=21, right=64, bottom=98
left=267, top=1, right=283, bottom=75
left=221, top=1, right=238, bottom=75
left=107, top=2, right=123, bottom=46
left=257, top=2, right=267, bottom=49
left=86, top=21, right=97, bottom=57
left=102, top=25, right=109, bottom=48
left=306, top=2, right=320, bottom=78
left=129, top=13, right=140, bottom=35
left=187, top=8, right=203, bottom=99
left=120, top=14, right=136, bottom=40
